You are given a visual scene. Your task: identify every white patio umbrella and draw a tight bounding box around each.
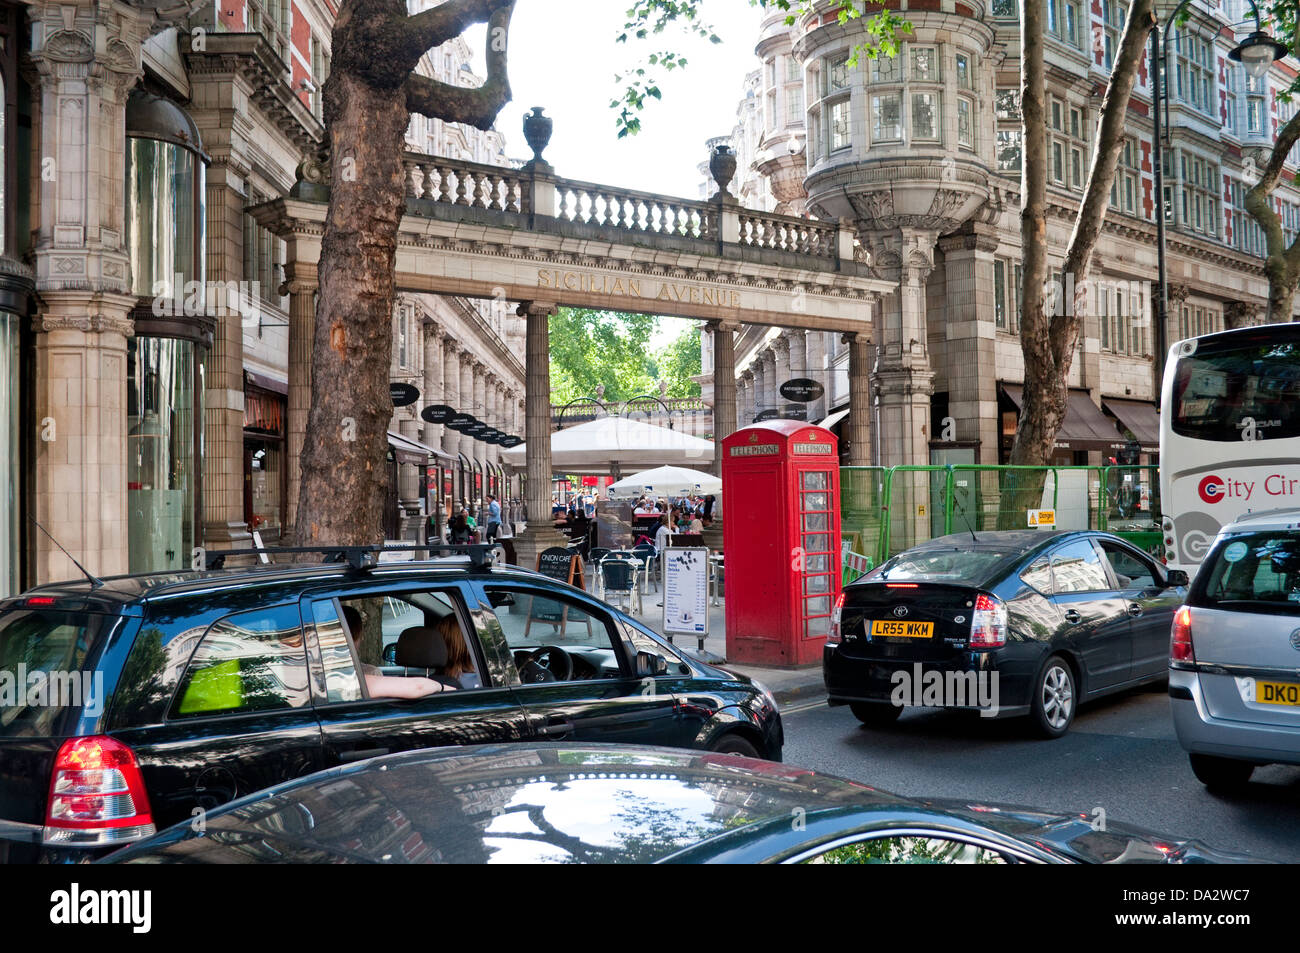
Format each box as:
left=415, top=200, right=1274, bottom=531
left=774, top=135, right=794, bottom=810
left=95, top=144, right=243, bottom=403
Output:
left=607, top=465, right=721, bottom=498
left=500, top=416, right=714, bottom=475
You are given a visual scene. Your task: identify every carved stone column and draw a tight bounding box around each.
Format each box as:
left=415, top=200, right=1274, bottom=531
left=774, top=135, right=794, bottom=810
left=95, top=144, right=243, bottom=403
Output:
left=937, top=227, right=1000, bottom=462
left=843, top=331, right=874, bottom=466
left=739, top=369, right=755, bottom=425
left=1223, top=299, right=1259, bottom=330
left=806, top=331, right=829, bottom=421
left=459, top=351, right=475, bottom=502
left=471, top=364, right=487, bottom=501
left=708, top=319, right=739, bottom=474
left=27, top=4, right=150, bottom=581
left=283, top=268, right=317, bottom=528
left=421, top=320, right=443, bottom=450
left=870, top=229, right=937, bottom=469
left=441, top=336, right=461, bottom=458
left=772, top=333, right=791, bottom=413
left=514, top=301, right=567, bottom=568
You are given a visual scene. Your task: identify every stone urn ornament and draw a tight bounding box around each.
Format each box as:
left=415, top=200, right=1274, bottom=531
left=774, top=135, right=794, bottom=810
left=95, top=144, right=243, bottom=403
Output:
left=523, top=107, right=553, bottom=163
left=710, top=144, right=737, bottom=197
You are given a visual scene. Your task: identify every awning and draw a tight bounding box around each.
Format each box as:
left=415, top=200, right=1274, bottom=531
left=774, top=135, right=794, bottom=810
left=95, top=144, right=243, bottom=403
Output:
left=818, top=407, right=851, bottom=430
left=999, top=384, right=1126, bottom=452
left=387, top=431, right=456, bottom=466
left=1102, top=398, right=1160, bottom=454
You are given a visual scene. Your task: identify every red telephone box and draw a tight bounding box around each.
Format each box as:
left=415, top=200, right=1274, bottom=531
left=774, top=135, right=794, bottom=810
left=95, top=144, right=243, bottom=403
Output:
left=722, top=420, right=841, bottom=666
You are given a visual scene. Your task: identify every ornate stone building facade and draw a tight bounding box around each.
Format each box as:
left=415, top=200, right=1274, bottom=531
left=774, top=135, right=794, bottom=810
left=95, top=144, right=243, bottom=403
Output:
left=3, top=0, right=522, bottom=597
left=702, top=0, right=1282, bottom=472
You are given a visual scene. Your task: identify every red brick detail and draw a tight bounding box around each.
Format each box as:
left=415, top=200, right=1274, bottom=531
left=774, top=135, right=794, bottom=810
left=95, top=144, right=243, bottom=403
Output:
left=1142, top=176, right=1154, bottom=220
left=955, top=3, right=974, bottom=15
left=1277, top=61, right=1299, bottom=80
left=1137, top=48, right=1148, bottom=87
left=1139, top=137, right=1152, bottom=173
left=291, top=1, right=310, bottom=55
left=219, top=0, right=244, bottom=30
left=1128, top=99, right=1149, bottom=117
left=909, top=0, right=941, bottom=9
left=291, top=59, right=309, bottom=106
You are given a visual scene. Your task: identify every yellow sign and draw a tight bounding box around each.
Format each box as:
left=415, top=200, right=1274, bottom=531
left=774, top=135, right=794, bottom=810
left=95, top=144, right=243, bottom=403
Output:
left=916, top=504, right=927, bottom=517
left=1028, top=509, right=1057, bottom=528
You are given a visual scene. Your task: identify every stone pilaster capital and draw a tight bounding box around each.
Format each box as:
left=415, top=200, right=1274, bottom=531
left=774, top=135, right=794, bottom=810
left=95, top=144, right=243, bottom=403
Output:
left=770, top=334, right=790, bottom=356
left=516, top=300, right=558, bottom=319
left=739, top=368, right=754, bottom=383
left=707, top=319, right=741, bottom=334
left=1168, top=283, right=1192, bottom=306
left=34, top=310, right=135, bottom=337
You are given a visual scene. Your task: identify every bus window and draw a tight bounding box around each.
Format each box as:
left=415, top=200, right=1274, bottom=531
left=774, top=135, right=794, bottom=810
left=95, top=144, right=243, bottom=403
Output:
left=1172, top=340, right=1300, bottom=442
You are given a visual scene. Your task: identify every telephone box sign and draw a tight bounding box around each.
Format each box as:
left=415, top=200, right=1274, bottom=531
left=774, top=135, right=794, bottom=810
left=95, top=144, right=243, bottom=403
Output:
left=730, top=443, right=779, bottom=457
left=792, top=441, right=833, bottom=455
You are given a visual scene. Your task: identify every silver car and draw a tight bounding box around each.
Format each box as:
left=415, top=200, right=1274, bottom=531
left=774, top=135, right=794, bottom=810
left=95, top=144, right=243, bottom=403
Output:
left=1170, top=508, right=1300, bottom=789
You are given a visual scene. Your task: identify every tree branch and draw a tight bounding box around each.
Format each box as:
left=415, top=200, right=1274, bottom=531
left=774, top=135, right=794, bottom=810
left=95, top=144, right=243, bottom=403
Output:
left=404, top=0, right=513, bottom=61
left=1247, top=109, right=1300, bottom=269
left=405, top=2, right=513, bottom=130
left=1054, top=0, right=1153, bottom=368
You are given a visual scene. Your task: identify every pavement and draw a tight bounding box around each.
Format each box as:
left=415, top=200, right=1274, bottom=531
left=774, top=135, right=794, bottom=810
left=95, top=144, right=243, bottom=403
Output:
left=580, top=563, right=826, bottom=708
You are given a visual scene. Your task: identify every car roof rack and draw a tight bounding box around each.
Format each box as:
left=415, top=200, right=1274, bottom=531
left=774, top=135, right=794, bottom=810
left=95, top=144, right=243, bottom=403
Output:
left=204, top=543, right=500, bottom=572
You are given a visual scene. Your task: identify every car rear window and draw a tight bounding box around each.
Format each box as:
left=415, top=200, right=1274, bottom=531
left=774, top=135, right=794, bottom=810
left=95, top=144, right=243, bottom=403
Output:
left=1193, top=532, right=1300, bottom=615
left=866, top=551, right=1007, bottom=585
left=0, top=608, right=116, bottom=737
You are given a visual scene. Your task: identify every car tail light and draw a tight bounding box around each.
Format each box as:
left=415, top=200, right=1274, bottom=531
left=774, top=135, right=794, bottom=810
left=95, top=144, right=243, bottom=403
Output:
left=969, top=593, right=1007, bottom=649
left=1171, top=606, right=1195, bottom=664
left=827, top=592, right=846, bottom=644
left=44, top=736, right=156, bottom=847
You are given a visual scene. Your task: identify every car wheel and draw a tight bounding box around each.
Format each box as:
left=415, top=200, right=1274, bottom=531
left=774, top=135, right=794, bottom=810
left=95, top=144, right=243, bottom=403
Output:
left=710, top=733, right=761, bottom=758
left=1189, top=754, right=1254, bottom=791
left=1030, top=655, right=1075, bottom=739
left=849, top=702, right=903, bottom=727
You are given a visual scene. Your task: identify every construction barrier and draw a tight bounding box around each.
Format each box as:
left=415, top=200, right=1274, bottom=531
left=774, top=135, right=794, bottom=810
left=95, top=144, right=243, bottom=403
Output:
left=840, top=464, right=1161, bottom=571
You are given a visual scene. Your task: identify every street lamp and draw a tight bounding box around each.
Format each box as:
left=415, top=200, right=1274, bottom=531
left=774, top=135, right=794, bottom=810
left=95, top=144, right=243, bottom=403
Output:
left=1150, top=0, right=1284, bottom=412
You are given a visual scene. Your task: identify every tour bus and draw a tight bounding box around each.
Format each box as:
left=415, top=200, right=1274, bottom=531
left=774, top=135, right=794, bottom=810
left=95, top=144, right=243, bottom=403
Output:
left=1160, top=323, right=1300, bottom=576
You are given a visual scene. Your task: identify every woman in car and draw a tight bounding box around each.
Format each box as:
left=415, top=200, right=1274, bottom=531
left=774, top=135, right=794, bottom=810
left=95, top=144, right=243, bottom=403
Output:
left=436, top=615, right=480, bottom=689
left=341, top=605, right=452, bottom=699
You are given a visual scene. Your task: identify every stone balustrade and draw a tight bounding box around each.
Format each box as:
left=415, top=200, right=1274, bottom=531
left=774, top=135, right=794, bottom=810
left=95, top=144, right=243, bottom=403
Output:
left=396, top=151, right=859, bottom=265
left=402, top=154, right=531, bottom=214
left=553, top=177, right=717, bottom=240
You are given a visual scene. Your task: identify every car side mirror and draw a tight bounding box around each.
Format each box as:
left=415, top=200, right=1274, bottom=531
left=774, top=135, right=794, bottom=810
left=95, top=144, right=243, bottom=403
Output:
left=1165, top=569, right=1189, bottom=589
left=382, top=642, right=397, bottom=664
left=635, top=651, right=669, bottom=677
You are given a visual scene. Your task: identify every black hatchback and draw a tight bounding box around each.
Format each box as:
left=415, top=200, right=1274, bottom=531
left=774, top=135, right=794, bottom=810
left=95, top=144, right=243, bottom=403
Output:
left=0, top=549, right=782, bottom=862
left=824, top=531, right=1187, bottom=737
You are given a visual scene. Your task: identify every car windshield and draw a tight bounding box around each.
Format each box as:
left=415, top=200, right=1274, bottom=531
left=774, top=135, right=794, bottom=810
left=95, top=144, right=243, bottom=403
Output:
left=0, top=608, right=116, bottom=737
left=867, top=551, right=1007, bottom=584
left=1196, top=532, right=1300, bottom=615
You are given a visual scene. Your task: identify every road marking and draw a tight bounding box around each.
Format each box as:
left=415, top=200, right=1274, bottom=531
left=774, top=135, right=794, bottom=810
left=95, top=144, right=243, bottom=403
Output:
left=782, top=698, right=828, bottom=715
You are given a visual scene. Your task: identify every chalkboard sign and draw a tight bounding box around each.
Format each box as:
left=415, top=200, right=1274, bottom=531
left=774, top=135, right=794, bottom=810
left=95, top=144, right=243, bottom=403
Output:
left=536, top=547, right=579, bottom=583
left=526, top=547, right=586, bottom=636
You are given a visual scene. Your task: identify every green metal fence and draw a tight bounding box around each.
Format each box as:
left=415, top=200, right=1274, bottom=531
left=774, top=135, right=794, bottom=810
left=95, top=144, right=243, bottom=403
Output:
left=840, top=464, right=1162, bottom=570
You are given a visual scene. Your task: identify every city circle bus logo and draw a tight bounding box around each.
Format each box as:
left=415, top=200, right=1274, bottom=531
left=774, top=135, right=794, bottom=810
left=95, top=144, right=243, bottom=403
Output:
left=1198, top=475, right=1225, bottom=504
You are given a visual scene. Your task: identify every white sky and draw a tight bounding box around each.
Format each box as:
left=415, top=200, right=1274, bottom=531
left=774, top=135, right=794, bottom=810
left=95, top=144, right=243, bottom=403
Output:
left=471, top=0, right=765, bottom=200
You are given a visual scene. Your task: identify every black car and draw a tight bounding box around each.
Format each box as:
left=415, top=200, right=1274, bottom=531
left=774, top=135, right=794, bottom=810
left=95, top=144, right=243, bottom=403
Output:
left=0, top=548, right=781, bottom=862
left=824, top=531, right=1188, bottom=737
left=102, top=744, right=1258, bottom=864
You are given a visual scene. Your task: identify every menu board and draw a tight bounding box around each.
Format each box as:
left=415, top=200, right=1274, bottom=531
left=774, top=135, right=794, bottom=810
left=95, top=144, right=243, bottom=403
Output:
left=662, top=547, right=710, bottom=637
